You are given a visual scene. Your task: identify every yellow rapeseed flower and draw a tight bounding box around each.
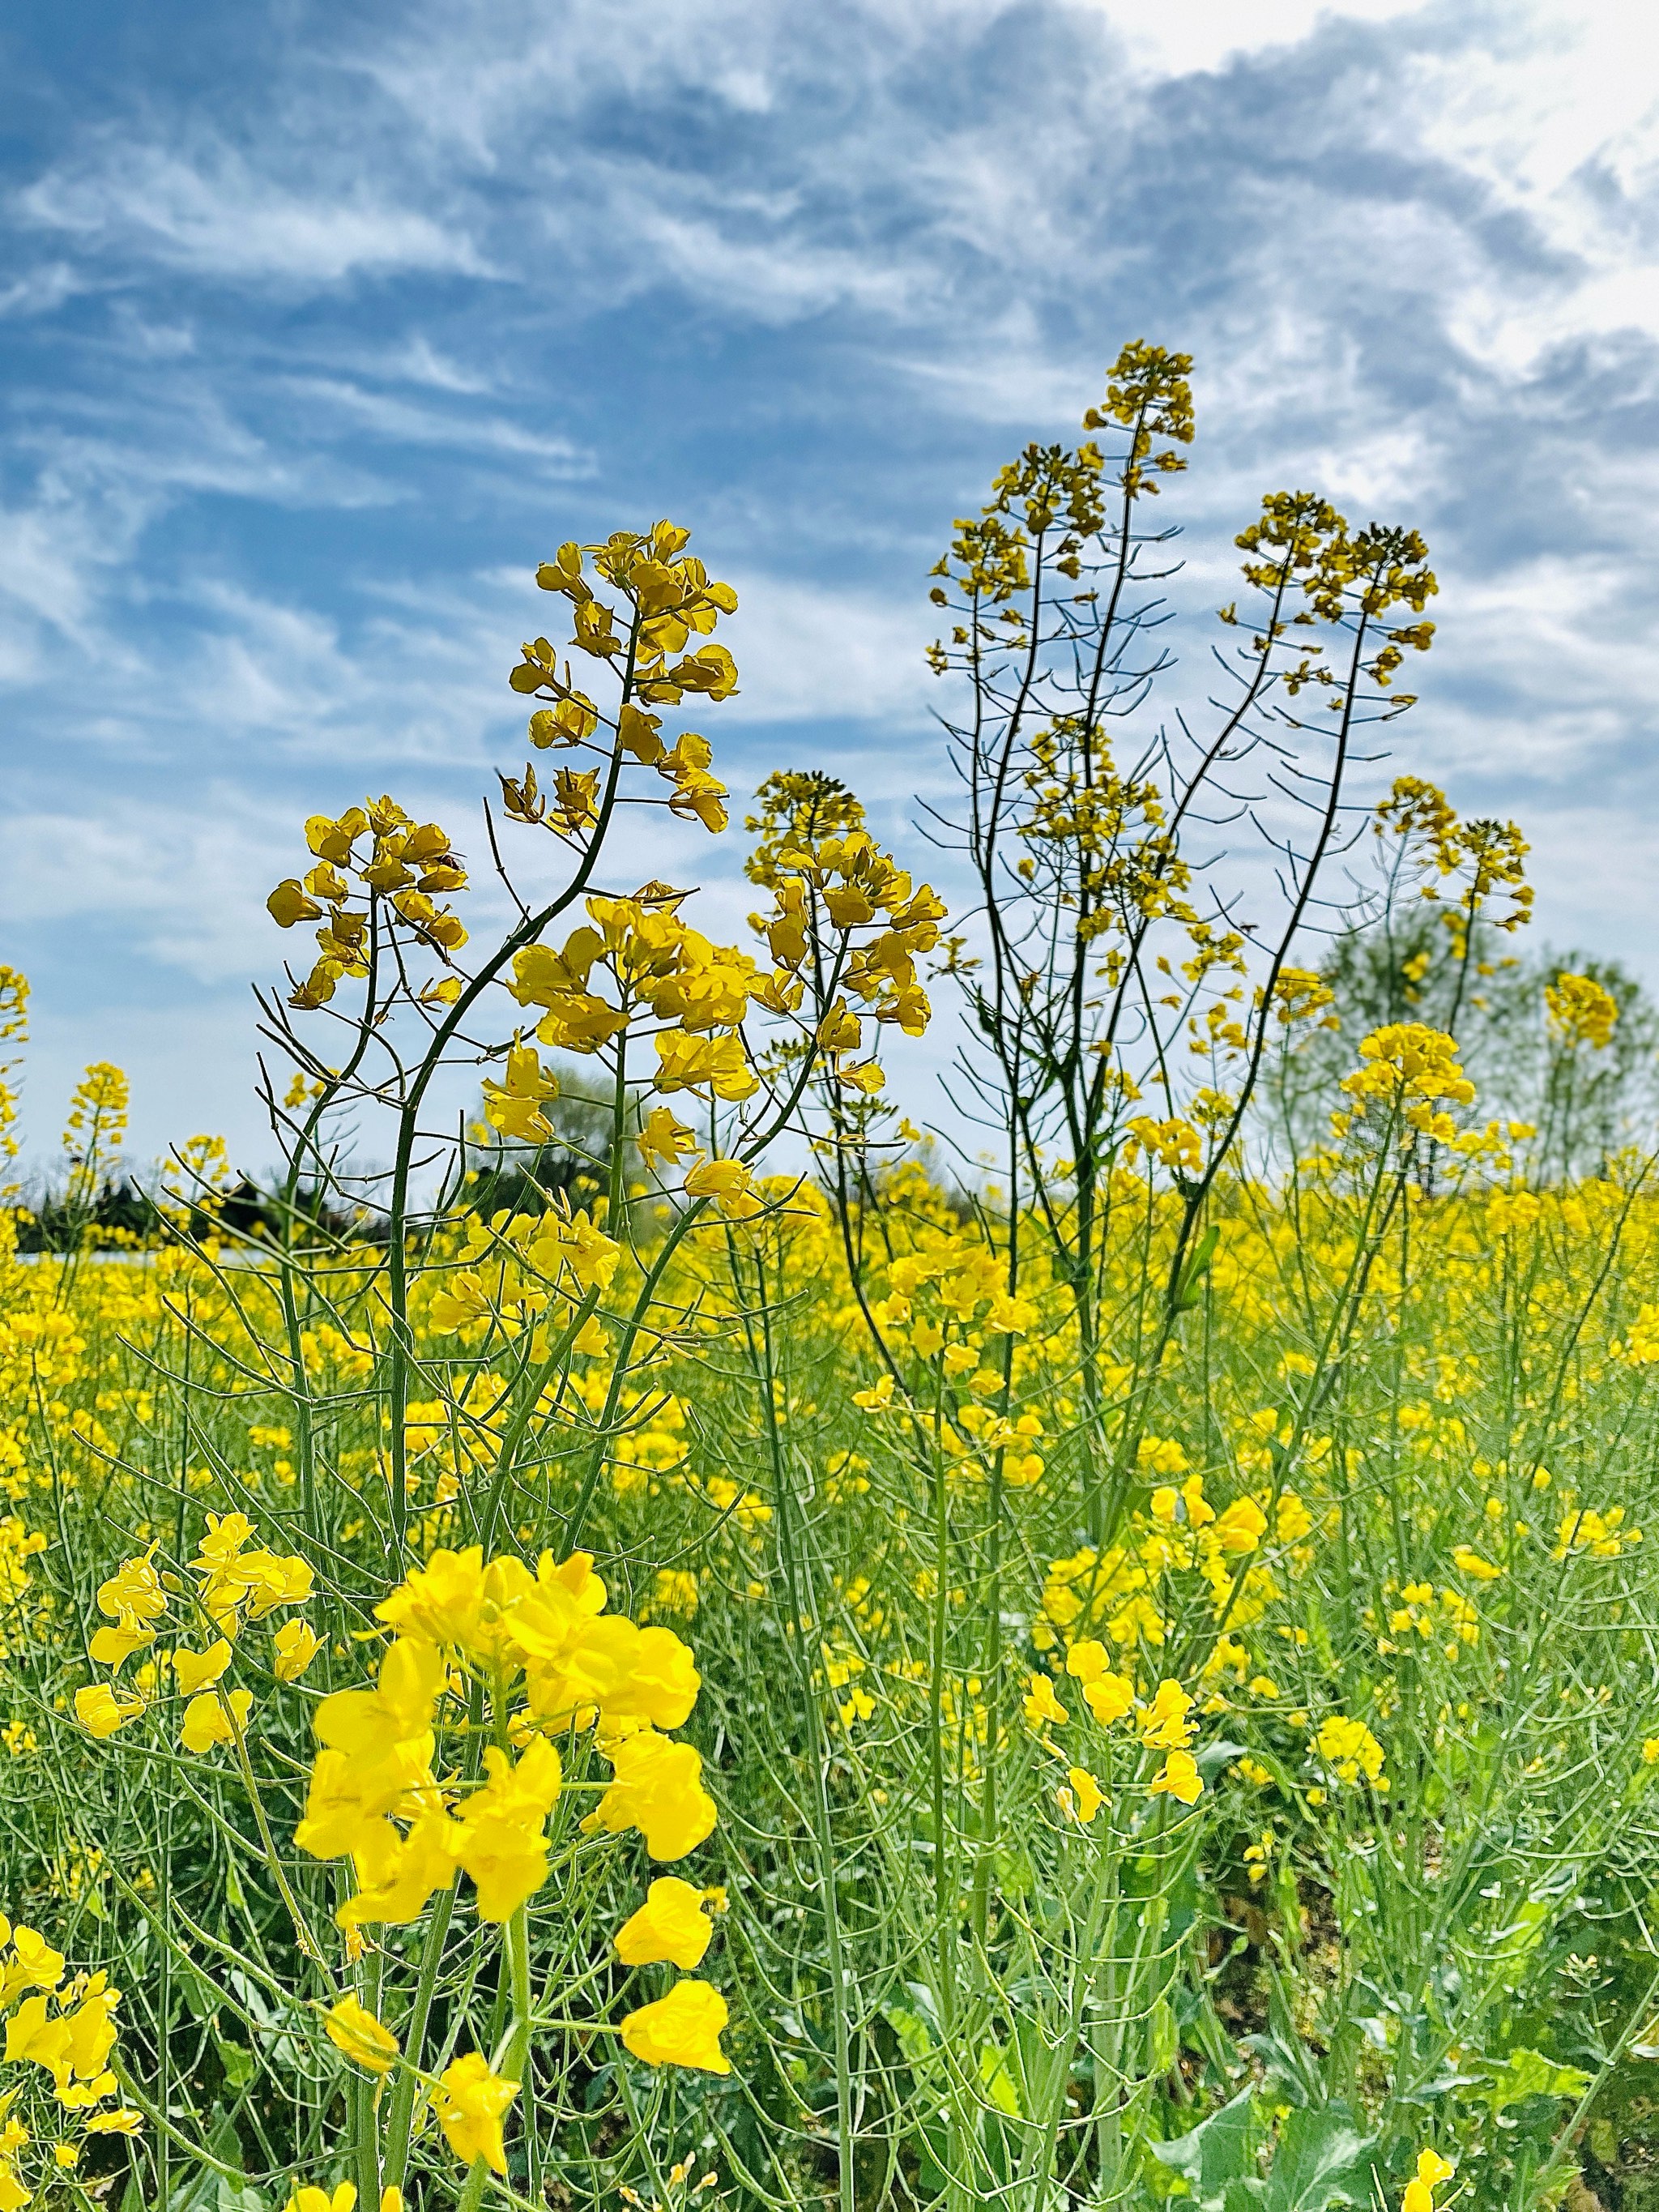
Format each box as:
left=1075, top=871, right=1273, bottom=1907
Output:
left=322, top=1995, right=399, bottom=2076
left=582, top=1732, right=717, bottom=1861
left=1402, top=2148, right=1453, bottom=2212
left=431, top=2053, right=518, bottom=2174
left=285, top=2186, right=356, bottom=2212
left=613, top=1877, right=716, bottom=1969
left=619, top=1978, right=731, bottom=2073
left=181, top=1689, right=253, bottom=1756
left=274, top=1620, right=322, bottom=1681
left=1022, top=1673, right=1068, bottom=1728
left=1065, top=1767, right=1105, bottom=1825
left=1149, top=1751, right=1203, bottom=1804
left=74, top=1685, right=144, bottom=1740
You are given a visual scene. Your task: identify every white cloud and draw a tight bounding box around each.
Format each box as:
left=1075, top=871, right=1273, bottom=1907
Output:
left=280, top=374, right=591, bottom=469
left=384, top=335, right=497, bottom=394
left=716, top=572, right=936, bottom=727
left=0, top=796, right=286, bottom=984
left=0, top=262, right=84, bottom=318
left=1401, top=3, right=1659, bottom=373
left=18, top=139, right=488, bottom=285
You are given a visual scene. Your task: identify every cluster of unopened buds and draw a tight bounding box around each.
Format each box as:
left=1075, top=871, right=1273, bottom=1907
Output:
left=506, top=526, right=738, bottom=837
left=75, top=1513, right=316, bottom=1747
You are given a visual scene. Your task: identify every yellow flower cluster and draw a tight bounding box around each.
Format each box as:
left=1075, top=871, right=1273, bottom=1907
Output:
left=1554, top=1504, right=1641, bottom=1560
left=854, top=1230, right=1045, bottom=1471
left=62, top=1065, right=130, bottom=1198
left=1337, top=1023, right=1475, bottom=1142
left=424, top=1199, right=620, bottom=1343
left=511, top=890, right=759, bottom=1097
left=0, top=1520, right=44, bottom=1655
left=1026, top=1646, right=1205, bottom=1807
left=1545, top=970, right=1618, bottom=1051
left=480, top=1040, right=561, bottom=1146
left=502, top=526, right=739, bottom=839
left=295, top=1548, right=714, bottom=1928
left=268, top=798, right=468, bottom=1010
left=75, top=1514, right=316, bottom=1746
left=1313, top=1713, right=1386, bottom=1788
left=1375, top=1580, right=1480, bottom=1659
left=762, top=829, right=946, bottom=1044
left=1127, top=1115, right=1204, bottom=1177
left=0, top=969, right=26, bottom=1198
left=0, top=1912, right=142, bottom=2203
left=1035, top=1473, right=1310, bottom=1654
left=1617, top=1304, right=1659, bottom=1365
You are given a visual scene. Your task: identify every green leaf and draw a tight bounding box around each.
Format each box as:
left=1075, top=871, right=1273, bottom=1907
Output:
left=1476, top=2048, right=1593, bottom=2113
left=1261, top=2104, right=1375, bottom=2212
left=979, top=2041, right=1024, bottom=2118
left=217, top=2040, right=255, bottom=2091
left=1149, top=2087, right=1256, bottom=2210
left=215, top=2184, right=267, bottom=2212
left=882, top=2004, right=935, bottom=2065
left=175, top=1966, right=220, bottom=2022
left=1174, top=1225, right=1221, bottom=1311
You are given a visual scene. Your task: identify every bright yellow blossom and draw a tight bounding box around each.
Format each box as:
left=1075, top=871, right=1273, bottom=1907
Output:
left=619, top=1978, right=731, bottom=2073
left=1402, top=2149, right=1454, bottom=2212
left=181, top=1689, right=253, bottom=1754
left=583, top=1731, right=717, bottom=1860
left=1149, top=1751, right=1204, bottom=1804
left=431, top=2053, right=518, bottom=2175
left=613, top=1877, right=716, bottom=1969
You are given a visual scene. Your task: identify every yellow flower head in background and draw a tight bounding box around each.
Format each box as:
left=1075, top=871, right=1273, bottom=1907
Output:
left=1546, top=971, right=1618, bottom=1051
left=1315, top=1713, right=1385, bottom=1787
left=1064, top=1767, right=1105, bottom=1825
left=285, top=2186, right=357, bottom=2212
left=1149, top=1751, right=1203, bottom=1805
left=1402, top=2149, right=1454, bottom=2212
left=1023, top=1673, right=1068, bottom=1729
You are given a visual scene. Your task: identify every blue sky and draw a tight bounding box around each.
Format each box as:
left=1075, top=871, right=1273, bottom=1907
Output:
left=4, top=0, right=1659, bottom=1172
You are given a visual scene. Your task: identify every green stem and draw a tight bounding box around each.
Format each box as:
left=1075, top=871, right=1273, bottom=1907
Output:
left=505, top=1907, right=538, bottom=2205
left=381, top=1883, right=456, bottom=2191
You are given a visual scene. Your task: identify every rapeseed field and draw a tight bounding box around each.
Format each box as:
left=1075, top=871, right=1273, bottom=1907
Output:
left=2, top=344, right=1656, bottom=2212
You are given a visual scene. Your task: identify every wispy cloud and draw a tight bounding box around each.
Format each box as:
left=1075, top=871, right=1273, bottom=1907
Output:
left=0, top=261, right=86, bottom=318
left=18, top=138, right=488, bottom=284
left=279, top=374, right=591, bottom=469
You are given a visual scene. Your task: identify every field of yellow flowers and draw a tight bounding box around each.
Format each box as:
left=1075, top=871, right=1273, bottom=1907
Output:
left=3, top=344, right=1659, bottom=2212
